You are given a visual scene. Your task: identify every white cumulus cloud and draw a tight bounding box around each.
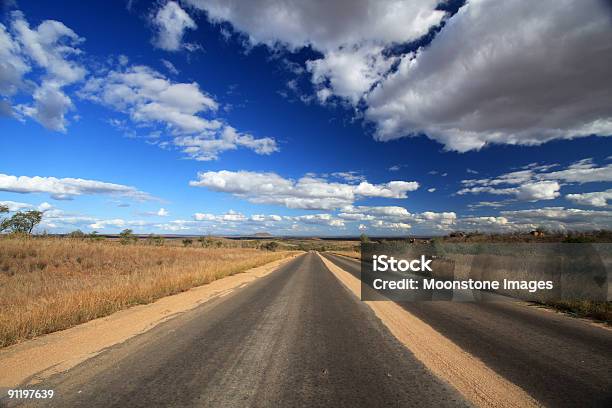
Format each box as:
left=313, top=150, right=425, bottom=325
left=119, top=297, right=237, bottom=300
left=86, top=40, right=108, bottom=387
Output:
left=189, top=170, right=419, bottom=210
left=566, top=190, right=612, bottom=208
left=151, top=1, right=197, bottom=51
left=175, top=126, right=277, bottom=161
left=187, top=0, right=444, bottom=51
left=0, top=173, right=153, bottom=201
left=80, top=64, right=278, bottom=160
left=499, top=207, right=612, bottom=231
left=339, top=205, right=457, bottom=232
left=307, top=44, right=395, bottom=104
left=459, top=159, right=612, bottom=202
left=1, top=11, right=86, bottom=131
left=365, top=0, right=612, bottom=151
left=186, top=0, right=445, bottom=104
left=189, top=0, right=612, bottom=151
left=80, top=65, right=218, bottom=133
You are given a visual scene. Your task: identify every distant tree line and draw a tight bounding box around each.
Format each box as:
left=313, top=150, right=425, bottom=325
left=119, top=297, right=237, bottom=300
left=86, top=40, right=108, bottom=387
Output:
left=67, top=230, right=106, bottom=240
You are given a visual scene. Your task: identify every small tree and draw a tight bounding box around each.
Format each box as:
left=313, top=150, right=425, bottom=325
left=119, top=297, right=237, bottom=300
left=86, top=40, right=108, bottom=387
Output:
left=198, top=236, right=214, bottom=247
left=359, top=233, right=369, bottom=244
left=147, top=234, right=165, bottom=246
left=88, top=231, right=105, bottom=241
left=261, top=241, right=279, bottom=251
left=4, top=210, right=43, bottom=234
left=68, top=229, right=86, bottom=239
left=182, top=238, right=193, bottom=247
left=119, top=229, right=136, bottom=245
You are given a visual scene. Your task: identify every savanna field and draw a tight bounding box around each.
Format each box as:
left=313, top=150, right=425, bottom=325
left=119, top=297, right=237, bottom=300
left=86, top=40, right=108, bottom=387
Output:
left=1, top=232, right=609, bottom=349
left=0, top=236, right=297, bottom=348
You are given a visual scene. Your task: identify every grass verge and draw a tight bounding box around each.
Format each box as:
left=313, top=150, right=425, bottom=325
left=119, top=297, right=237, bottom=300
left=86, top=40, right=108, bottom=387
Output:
left=326, top=249, right=611, bottom=325
left=536, top=300, right=611, bottom=324
left=0, top=236, right=298, bottom=348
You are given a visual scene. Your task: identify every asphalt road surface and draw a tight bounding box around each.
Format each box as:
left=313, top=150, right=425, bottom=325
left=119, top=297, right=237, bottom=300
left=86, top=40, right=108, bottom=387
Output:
left=4, top=251, right=611, bottom=407
left=7, top=252, right=469, bottom=408
left=322, top=252, right=612, bottom=408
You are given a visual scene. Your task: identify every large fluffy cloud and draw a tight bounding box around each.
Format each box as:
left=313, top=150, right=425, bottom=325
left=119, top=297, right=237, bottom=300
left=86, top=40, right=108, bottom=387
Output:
left=187, top=0, right=444, bottom=51
left=566, top=190, right=612, bottom=208
left=0, top=11, right=86, bottom=131
left=190, top=0, right=612, bottom=151
left=307, top=44, right=395, bottom=104
left=20, top=82, right=74, bottom=131
left=1, top=9, right=275, bottom=161
left=80, top=64, right=278, bottom=160
left=151, top=1, right=197, bottom=51
left=80, top=65, right=218, bottom=133
left=366, top=0, right=612, bottom=151
left=0, top=23, right=29, bottom=97
left=186, top=0, right=445, bottom=105
left=189, top=170, right=419, bottom=210
left=0, top=173, right=153, bottom=201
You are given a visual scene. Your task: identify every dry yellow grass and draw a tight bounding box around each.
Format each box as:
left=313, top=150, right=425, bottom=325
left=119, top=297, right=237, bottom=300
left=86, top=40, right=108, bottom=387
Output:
left=0, top=236, right=298, bottom=348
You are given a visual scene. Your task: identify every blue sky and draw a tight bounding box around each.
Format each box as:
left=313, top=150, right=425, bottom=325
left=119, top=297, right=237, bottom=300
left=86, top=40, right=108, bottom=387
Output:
left=1, top=0, right=611, bottom=236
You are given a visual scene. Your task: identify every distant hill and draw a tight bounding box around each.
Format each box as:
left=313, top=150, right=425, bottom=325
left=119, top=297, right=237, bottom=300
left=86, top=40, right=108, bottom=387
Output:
left=252, top=232, right=273, bottom=237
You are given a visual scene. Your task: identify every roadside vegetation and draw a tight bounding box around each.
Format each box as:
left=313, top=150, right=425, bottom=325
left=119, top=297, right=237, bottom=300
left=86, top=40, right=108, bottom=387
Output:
left=437, top=229, right=612, bottom=243
left=326, top=233, right=368, bottom=259
left=0, top=234, right=298, bottom=348
left=338, top=232, right=611, bottom=324
left=534, top=300, right=611, bottom=323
